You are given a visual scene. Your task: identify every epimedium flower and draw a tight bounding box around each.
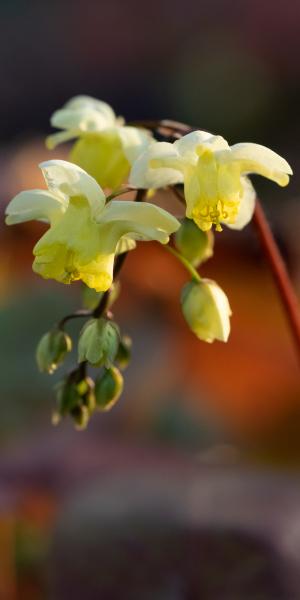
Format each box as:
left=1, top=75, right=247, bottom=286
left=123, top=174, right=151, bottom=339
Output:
left=5, top=160, right=180, bottom=292
left=46, top=95, right=152, bottom=189
left=130, top=130, right=292, bottom=232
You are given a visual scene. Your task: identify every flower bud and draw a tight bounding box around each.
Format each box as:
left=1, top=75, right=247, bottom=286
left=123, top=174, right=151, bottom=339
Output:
left=115, top=335, right=132, bottom=370
left=36, top=329, right=72, bottom=374
left=175, top=218, right=214, bottom=266
left=55, top=375, right=96, bottom=428
left=78, top=318, right=120, bottom=367
left=95, top=366, right=124, bottom=411
left=181, top=280, right=231, bottom=343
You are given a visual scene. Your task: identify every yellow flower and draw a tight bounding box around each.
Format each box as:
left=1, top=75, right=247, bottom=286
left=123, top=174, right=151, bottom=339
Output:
left=5, top=160, right=180, bottom=291
left=46, top=96, right=152, bottom=189
left=181, top=279, right=232, bottom=343
left=130, top=131, right=292, bottom=232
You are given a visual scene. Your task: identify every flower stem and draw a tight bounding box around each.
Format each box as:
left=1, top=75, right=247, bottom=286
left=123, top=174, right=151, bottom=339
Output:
left=253, top=198, right=300, bottom=362
left=164, top=244, right=201, bottom=282
left=58, top=309, right=93, bottom=329
left=128, top=119, right=194, bottom=139
left=106, top=186, right=137, bottom=201
left=93, top=189, right=147, bottom=315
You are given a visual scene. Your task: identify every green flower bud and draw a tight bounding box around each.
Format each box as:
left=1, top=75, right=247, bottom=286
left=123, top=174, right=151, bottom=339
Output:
left=36, top=329, right=72, bottom=374
left=95, top=366, right=124, bottom=411
left=175, top=218, right=214, bottom=266
left=115, top=335, right=132, bottom=370
left=181, top=279, right=232, bottom=343
left=78, top=318, right=120, bottom=367
left=55, top=378, right=79, bottom=415
left=56, top=373, right=96, bottom=417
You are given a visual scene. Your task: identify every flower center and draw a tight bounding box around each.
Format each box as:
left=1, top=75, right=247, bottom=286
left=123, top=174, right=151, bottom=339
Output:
left=187, top=151, right=241, bottom=231
left=33, top=196, right=115, bottom=291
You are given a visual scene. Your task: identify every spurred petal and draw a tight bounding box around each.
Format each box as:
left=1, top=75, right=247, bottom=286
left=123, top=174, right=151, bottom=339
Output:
left=115, top=236, right=137, bottom=254
left=175, top=131, right=228, bottom=162
left=117, top=126, right=152, bottom=164
left=5, top=190, right=66, bottom=225
left=226, top=177, right=256, bottom=230
left=50, top=96, right=116, bottom=132
left=62, top=96, right=116, bottom=124
left=129, top=142, right=184, bottom=189
left=228, top=143, right=292, bottom=186
left=46, top=130, right=79, bottom=150
left=39, top=160, right=106, bottom=217
left=100, top=199, right=180, bottom=236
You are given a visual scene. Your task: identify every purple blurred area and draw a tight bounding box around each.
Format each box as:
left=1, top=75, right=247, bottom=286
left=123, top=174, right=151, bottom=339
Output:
left=0, top=1, right=300, bottom=598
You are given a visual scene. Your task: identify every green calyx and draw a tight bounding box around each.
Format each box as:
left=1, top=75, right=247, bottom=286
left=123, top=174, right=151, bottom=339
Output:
left=175, top=218, right=214, bottom=267
left=78, top=317, right=120, bottom=367
left=36, top=329, right=72, bottom=374
left=95, top=366, right=124, bottom=411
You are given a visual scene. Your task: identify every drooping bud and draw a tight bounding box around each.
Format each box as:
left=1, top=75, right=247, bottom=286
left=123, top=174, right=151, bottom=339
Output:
left=174, top=218, right=214, bottom=266
left=181, top=279, right=231, bottom=343
left=54, top=374, right=96, bottom=429
left=78, top=318, right=120, bottom=367
left=36, top=329, right=72, bottom=374
left=115, top=335, right=132, bottom=370
left=95, top=366, right=124, bottom=411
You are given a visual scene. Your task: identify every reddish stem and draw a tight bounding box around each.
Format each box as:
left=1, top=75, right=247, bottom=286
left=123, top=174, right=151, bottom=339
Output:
left=253, top=199, right=300, bottom=362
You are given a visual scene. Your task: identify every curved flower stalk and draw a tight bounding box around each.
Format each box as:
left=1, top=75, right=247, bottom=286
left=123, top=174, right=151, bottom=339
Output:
left=46, top=96, right=152, bottom=189
left=5, top=160, right=180, bottom=292
left=130, top=130, right=292, bottom=232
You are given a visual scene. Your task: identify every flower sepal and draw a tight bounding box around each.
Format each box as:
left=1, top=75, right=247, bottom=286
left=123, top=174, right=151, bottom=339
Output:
left=174, top=218, right=214, bottom=267
left=36, top=329, right=72, bottom=374
left=78, top=318, right=120, bottom=367
left=95, top=366, right=124, bottom=411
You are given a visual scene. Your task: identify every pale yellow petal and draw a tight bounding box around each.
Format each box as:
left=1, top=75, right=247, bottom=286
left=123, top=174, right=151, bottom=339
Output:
left=129, top=142, right=184, bottom=189
left=226, top=176, right=256, bottom=230
left=228, top=143, right=292, bottom=186
left=39, top=160, right=106, bottom=217
left=5, top=190, right=66, bottom=225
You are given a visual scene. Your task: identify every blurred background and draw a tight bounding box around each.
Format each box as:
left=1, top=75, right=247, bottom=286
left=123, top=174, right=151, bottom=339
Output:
left=0, top=0, right=300, bottom=597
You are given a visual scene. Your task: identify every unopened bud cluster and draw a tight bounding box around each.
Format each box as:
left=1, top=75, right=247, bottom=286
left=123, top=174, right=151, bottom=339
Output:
left=38, top=290, right=131, bottom=429
left=53, top=375, right=96, bottom=430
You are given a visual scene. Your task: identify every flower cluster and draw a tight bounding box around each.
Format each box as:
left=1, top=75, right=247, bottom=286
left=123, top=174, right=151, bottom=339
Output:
left=5, top=95, right=292, bottom=428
